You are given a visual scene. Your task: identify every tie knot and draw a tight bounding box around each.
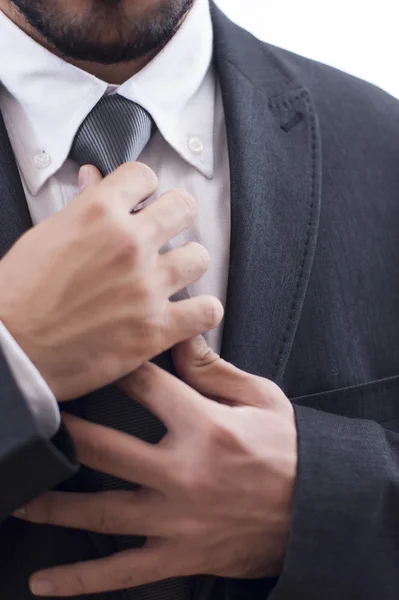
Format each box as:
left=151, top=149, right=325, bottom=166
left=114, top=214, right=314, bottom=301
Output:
left=69, top=94, right=155, bottom=176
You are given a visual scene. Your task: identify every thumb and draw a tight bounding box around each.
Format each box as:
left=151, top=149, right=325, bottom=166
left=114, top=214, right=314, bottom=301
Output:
left=172, top=336, right=256, bottom=406
left=78, top=164, right=103, bottom=192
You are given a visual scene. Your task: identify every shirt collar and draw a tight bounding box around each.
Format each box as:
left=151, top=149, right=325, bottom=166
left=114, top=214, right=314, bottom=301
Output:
left=0, top=0, right=214, bottom=196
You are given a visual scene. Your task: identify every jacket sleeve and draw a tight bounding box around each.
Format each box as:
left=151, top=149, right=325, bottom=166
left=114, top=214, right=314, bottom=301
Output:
left=268, top=405, right=399, bottom=599
left=0, top=349, right=79, bottom=521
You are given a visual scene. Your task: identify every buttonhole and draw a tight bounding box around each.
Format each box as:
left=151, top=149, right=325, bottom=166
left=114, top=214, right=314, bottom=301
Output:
left=281, top=112, right=304, bottom=133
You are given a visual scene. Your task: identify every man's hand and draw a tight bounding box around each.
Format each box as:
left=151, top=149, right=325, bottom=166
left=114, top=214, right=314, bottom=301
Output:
left=0, top=164, right=223, bottom=400
left=17, top=336, right=297, bottom=597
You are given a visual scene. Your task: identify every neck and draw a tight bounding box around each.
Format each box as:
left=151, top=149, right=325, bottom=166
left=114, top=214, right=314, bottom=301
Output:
left=0, top=3, right=160, bottom=84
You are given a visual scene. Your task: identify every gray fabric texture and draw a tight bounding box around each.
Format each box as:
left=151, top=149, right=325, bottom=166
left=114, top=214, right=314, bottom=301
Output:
left=69, top=94, right=155, bottom=175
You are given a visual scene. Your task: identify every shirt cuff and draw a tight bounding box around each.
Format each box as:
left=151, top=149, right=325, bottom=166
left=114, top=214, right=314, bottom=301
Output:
left=0, top=321, right=60, bottom=438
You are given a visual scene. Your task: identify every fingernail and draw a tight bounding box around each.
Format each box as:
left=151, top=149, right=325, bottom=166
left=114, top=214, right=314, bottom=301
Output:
left=30, top=579, right=56, bottom=596
left=13, top=506, right=26, bottom=518
left=78, top=165, right=90, bottom=191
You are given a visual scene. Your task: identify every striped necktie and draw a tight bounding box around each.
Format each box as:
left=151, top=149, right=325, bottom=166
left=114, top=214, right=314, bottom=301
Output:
left=68, top=94, right=194, bottom=600
left=70, top=94, right=155, bottom=175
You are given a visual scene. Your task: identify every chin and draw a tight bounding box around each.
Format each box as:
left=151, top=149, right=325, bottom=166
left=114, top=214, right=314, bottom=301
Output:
left=11, top=0, right=194, bottom=64
left=22, top=0, right=181, bottom=20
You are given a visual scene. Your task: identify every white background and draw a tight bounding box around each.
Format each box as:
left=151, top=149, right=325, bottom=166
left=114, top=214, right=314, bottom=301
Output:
left=216, top=0, right=398, bottom=99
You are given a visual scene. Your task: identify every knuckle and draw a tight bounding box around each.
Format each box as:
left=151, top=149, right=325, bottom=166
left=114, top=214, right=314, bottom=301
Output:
left=167, top=261, right=182, bottom=286
left=84, top=437, right=109, bottom=468
left=71, top=571, right=88, bottom=595
left=116, top=228, right=141, bottom=258
left=206, top=417, right=242, bottom=451
left=84, top=197, right=112, bottom=222
left=176, top=516, right=203, bottom=538
left=200, top=298, right=224, bottom=330
left=207, top=418, right=229, bottom=443
left=111, top=554, right=143, bottom=589
left=171, top=439, right=213, bottom=498
left=252, top=376, right=285, bottom=404
left=142, top=312, right=168, bottom=349
left=170, top=189, right=197, bottom=219
left=267, top=379, right=285, bottom=398
left=138, top=163, right=159, bottom=192
left=128, top=362, right=155, bottom=393
left=180, top=467, right=211, bottom=500
left=110, top=219, right=146, bottom=262
left=170, top=244, right=210, bottom=284
left=119, top=162, right=159, bottom=193
left=93, top=506, right=117, bottom=535
left=136, top=219, right=158, bottom=245
left=191, top=242, right=211, bottom=270
left=191, top=345, right=220, bottom=370
left=118, top=569, right=138, bottom=590
left=133, top=277, right=154, bottom=303
left=26, top=495, right=55, bottom=524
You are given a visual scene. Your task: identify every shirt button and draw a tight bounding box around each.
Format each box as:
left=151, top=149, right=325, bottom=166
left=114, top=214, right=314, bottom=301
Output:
left=188, top=137, right=204, bottom=154
left=34, top=151, right=52, bottom=169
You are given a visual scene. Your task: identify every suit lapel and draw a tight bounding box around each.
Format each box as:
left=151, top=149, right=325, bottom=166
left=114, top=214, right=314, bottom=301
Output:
left=211, top=4, right=322, bottom=386
left=0, top=112, right=32, bottom=258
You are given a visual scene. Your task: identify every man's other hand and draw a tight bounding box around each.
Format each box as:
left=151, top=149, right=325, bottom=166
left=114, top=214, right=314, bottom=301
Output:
left=0, top=165, right=223, bottom=401
left=16, top=336, right=297, bottom=597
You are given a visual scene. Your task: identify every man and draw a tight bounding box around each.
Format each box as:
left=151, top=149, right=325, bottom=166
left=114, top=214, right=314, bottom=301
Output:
left=1, top=0, right=399, bottom=598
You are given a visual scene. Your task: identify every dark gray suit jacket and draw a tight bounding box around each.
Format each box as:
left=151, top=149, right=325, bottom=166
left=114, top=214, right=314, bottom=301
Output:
left=2, top=4, right=399, bottom=599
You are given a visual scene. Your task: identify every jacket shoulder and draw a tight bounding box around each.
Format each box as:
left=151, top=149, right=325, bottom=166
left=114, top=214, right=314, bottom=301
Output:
left=265, top=43, right=399, bottom=121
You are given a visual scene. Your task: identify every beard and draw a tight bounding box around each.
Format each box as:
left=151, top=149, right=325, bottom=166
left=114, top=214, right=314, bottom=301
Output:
left=8, top=0, right=195, bottom=64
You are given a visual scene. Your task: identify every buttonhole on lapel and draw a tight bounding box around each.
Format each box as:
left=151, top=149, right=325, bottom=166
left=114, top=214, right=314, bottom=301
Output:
left=281, top=112, right=304, bottom=133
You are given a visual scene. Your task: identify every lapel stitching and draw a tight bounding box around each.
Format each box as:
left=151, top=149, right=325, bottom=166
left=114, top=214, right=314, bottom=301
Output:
left=268, top=90, right=321, bottom=382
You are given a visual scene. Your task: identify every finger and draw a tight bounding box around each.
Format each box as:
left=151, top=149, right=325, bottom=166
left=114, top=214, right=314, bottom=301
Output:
left=62, top=413, right=169, bottom=489
left=168, top=295, right=224, bottom=343
left=173, top=336, right=276, bottom=408
left=18, top=490, right=163, bottom=537
left=134, top=188, right=197, bottom=248
left=160, top=242, right=210, bottom=296
left=98, top=162, right=158, bottom=212
left=119, top=362, right=206, bottom=430
left=29, top=542, right=182, bottom=597
left=30, top=543, right=182, bottom=597
left=78, top=165, right=103, bottom=192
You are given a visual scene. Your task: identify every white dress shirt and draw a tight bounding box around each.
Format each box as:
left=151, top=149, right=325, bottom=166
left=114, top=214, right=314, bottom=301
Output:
left=0, top=0, right=231, bottom=438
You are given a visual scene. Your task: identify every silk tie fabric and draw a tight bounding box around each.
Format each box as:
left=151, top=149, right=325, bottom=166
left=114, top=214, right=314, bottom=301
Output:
left=68, top=94, right=194, bottom=600
left=70, top=94, right=155, bottom=175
